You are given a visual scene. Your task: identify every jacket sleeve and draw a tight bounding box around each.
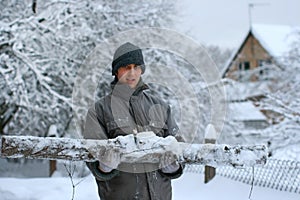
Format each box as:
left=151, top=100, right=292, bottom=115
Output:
left=165, top=105, right=186, bottom=142
left=158, top=163, right=184, bottom=179
left=86, top=161, right=120, bottom=181
left=83, top=104, right=119, bottom=181
left=83, top=104, right=107, bottom=140
left=159, top=105, right=185, bottom=179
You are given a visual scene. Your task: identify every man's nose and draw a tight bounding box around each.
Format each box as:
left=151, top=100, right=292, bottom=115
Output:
left=128, top=67, right=135, bottom=74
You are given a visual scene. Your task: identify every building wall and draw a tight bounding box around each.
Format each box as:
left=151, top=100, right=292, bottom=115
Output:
left=225, top=33, right=273, bottom=81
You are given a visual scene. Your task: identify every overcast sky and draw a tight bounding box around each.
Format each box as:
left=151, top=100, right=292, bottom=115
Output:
left=175, top=0, right=300, bottom=49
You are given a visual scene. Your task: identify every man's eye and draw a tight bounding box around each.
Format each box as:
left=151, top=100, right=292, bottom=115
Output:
left=122, top=65, right=131, bottom=70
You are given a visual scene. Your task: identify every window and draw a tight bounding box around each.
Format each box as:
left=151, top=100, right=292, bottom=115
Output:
left=258, top=59, right=271, bottom=79
left=244, top=62, right=250, bottom=70
left=238, top=61, right=250, bottom=70
left=258, top=59, right=272, bottom=67
left=238, top=61, right=250, bottom=81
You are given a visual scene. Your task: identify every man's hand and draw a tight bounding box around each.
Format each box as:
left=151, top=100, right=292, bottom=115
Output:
left=160, top=151, right=180, bottom=174
left=96, top=148, right=121, bottom=173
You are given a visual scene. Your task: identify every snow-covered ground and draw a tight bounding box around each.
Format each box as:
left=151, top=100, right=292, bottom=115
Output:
left=0, top=172, right=299, bottom=200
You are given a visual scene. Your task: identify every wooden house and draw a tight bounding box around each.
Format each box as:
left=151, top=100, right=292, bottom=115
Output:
left=222, top=24, right=296, bottom=82
left=222, top=24, right=298, bottom=127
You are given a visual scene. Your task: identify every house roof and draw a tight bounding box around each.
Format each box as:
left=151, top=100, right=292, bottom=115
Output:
left=228, top=101, right=267, bottom=121
left=222, top=24, right=299, bottom=77
left=224, top=80, right=270, bottom=102
left=251, top=24, right=298, bottom=58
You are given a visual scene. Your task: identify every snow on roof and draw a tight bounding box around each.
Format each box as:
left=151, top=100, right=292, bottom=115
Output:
left=229, top=101, right=267, bottom=121
left=224, top=80, right=270, bottom=101
left=251, top=24, right=299, bottom=58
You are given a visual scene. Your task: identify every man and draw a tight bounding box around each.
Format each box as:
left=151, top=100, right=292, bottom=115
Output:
left=84, top=42, right=184, bottom=200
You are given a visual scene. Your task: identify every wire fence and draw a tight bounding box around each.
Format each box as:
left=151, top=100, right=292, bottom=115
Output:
left=184, top=159, right=300, bottom=194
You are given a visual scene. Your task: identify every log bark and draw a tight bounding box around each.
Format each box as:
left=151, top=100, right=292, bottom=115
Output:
left=0, top=132, right=268, bottom=167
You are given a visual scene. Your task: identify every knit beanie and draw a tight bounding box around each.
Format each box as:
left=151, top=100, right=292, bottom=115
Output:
left=112, top=42, right=145, bottom=75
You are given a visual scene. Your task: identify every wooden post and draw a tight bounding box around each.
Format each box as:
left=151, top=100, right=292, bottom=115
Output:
left=49, top=160, right=57, bottom=176
left=48, top=124, right=58, bottom=176
left=204, top=139, right=216, bottom=183
left=204, top=124, right=217, bottom=183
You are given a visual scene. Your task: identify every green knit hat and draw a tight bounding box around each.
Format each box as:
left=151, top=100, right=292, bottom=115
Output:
left=112, top=42, right=145, bottom=75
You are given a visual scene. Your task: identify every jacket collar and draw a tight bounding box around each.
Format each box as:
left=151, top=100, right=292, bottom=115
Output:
left=110, top=78, right=149, bottom=101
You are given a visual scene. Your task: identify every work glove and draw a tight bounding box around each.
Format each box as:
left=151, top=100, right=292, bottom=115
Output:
left=160, top=151, right=180, bottom=174
left=96, top=148, right=121, bottom=173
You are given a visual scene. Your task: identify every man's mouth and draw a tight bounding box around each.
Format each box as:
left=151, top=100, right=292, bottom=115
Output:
left=127, top=78, right=135, bottom=83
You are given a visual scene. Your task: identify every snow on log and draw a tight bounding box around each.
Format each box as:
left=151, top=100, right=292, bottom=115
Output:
left=0, top=132, right=268, bottom=167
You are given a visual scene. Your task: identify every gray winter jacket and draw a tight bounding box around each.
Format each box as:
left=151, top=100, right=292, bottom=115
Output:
left=83, top=79, right=183, bottom=200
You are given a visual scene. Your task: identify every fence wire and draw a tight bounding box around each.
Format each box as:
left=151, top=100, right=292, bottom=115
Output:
left=184, top=159, right=300, bottom=194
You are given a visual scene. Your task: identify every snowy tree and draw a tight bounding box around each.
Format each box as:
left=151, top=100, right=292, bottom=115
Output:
left=261, top=29, right=300, bottom=121
left=258, top=29, right=300, bottom=159
left=0, top=0, right=177, bottom=137
left=205, top=45, right=233, bottom=71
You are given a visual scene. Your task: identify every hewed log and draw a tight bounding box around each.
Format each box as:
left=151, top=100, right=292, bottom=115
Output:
left=0, top=132, right=268, bottom=167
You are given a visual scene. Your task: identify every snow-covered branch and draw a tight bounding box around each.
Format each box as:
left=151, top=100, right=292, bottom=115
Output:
left=1, top=132, right=268, bottom=168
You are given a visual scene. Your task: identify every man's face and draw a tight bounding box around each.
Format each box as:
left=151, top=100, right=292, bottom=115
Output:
left=116, top=64, right=142, bottom=88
